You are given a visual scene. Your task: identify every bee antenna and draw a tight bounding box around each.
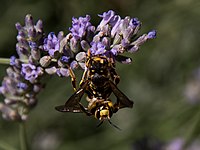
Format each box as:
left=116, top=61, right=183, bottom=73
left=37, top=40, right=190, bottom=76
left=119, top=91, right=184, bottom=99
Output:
left=108, top=120, right=122, bottom=131
left=96, top=120, right=104, bottom=128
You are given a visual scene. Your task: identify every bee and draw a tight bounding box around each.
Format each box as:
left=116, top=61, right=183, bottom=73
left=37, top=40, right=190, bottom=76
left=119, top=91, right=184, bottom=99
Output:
left=55, top=50, right=133, bottom=128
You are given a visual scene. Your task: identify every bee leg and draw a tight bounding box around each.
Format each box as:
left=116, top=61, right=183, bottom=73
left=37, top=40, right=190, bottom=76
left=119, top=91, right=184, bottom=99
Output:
left=110, top=68, right=120, bottom=85
left=67, top=65, right=77, bottom=91
left=79, top=68, right=88, bottom=87
left=78, top=102, right=92, bottom=116
left=113, top=100, right=120, bottom=113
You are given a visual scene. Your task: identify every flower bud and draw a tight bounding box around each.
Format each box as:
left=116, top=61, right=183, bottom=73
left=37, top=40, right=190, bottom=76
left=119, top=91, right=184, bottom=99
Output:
left=15, top=22, right=22, bottom=31
left=0, top=103, right=21, bottom=121
left=35, top=20, right=43, bottom=33
left=40, top=56, right=52, bottom=67
left=81, top=40, right=90, bottom=51
left=25, top=14, right=34, bottom=27
left=70, top=61, right=79, bottom=69
left=76, top=52, right=86, bottom=62
left=31, top=49, right=41, bottom=61
left=45, top=67, right=57, bottom=75
left=60, top=67, right=69, bottom=77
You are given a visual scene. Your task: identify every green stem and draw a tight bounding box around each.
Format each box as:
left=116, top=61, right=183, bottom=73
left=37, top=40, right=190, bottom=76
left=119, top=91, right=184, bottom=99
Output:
left=0, top=141, right=16, bottom=150
left=0, top=58, right=29, bottom=65
left=0, top=58, right=11, bottom=65
left=19, top=122, right=29, bottom=150
left=183, top=109, right=200, bottom=148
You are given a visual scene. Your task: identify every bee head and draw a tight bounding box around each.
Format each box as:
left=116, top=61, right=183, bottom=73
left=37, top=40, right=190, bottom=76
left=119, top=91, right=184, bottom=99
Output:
left=95, top=101, right=113, bottom=121
left=95, top=101, right=121, bottom=130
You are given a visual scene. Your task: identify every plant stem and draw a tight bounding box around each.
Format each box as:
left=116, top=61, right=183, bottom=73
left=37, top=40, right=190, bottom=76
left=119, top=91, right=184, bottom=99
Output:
left=0, top=141, right=16, bottom=150
left=0, top=58, right=10, bottom=65
left=0, top=58, right=29, bottom=65
left=19, top=122, right=29, bottom=150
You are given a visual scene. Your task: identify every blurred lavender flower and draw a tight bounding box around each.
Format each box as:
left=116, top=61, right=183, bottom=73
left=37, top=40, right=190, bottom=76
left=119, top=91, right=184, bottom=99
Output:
left=0, top=15, right=44, bottom=121
left=186, top=139, right=200, bottom=150
left=164, top=138, right=184, bottom=150
left=184, top=67, right=200, bottom=104
left=0, top=63, right=42, bottom=121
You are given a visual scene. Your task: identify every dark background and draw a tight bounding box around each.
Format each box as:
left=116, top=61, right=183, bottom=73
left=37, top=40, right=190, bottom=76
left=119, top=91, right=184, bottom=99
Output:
left=0, top=0, right=200, bottom=149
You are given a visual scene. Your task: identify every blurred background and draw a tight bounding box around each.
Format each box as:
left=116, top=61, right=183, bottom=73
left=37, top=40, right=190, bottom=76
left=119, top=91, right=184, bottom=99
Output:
left=0, top=0, right=200, bottom=150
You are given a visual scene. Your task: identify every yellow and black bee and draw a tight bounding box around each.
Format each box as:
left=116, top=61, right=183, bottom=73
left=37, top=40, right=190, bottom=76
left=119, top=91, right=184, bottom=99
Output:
left=55, top=50, right=133, bottom=127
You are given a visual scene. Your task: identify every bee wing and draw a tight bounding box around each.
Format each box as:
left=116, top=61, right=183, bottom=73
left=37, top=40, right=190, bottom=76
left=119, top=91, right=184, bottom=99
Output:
left=109, top=80, right=134, bottom=109
left=55, top=104, right=82, bottom=113
left=55, top=81, right=88, bottom=113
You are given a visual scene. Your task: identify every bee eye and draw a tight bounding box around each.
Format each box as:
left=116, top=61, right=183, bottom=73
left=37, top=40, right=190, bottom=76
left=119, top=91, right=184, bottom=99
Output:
left=95, top=109, right=101, bottom=120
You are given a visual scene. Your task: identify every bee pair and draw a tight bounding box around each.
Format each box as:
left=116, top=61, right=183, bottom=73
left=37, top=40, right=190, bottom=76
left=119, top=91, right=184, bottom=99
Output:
left=55, top=50, right=133, bottom=128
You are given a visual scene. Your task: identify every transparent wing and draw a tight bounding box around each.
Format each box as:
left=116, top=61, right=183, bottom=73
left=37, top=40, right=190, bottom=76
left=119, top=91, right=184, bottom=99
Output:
left=55, top=81, right=88, bottom=113
left=109, top=80, right=133, bottom=109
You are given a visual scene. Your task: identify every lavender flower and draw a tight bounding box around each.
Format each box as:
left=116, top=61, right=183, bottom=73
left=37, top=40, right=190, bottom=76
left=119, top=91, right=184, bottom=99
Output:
left=56, top=68, right=69, bottom=77
left=43, top=32, right=64, bottom=57
left=10, top=56, right=17, bottom=66
left=128, top=30, right=157, bottom=53
left=60, top=56, right=70, bottom=63
left=0, top=103, right=21, bottom=121
left=90, top=42, right=106, bottom=55
left=184, top=67, right=200, bottom=104
left=15, top=14, right=43, bottom=62
left=69, top=15, right=93, bottom=40
left=147, top=30, right=157, bottom=39
left=21, top=64, right=43, bottom=83
left=97, top=10, right=116, bottom=30
left=17, top=82, right=28, bottom=90
left=0, top=10, right=156, bottom=121
left=0, top=63, right=43, bottom=121
left=0, top=15, right=45, bottom=121
left=164, top=138, right=184, bottom=150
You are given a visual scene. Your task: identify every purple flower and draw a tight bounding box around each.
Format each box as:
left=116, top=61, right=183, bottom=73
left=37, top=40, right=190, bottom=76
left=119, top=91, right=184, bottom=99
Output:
left=60, top=56, right=70, bottom=63
left=0, top=103, right=21, bottom=121
left=165, top=138, right=184, bottom=150
left=147, top=30, right=157, bottom=39
left=17, top=82, right=28, bottom=90
left=130, top=18, right=140, bottom=27
left=10, top=56, right=16, bottom=66
left=21, top=64, right=43, bottom=83
left=110, top=48, right=118, bottom=56
left=43, top=32, right=62, bottom=57
left=56, top=68, right=69, bottom=77
left=15, top=14, right=44, bottom=61
left=90, top=42, right=106, bottom=55
left=29, top=41, right=37, bottom=50
left=69, top=15, right=92, bottom=40
left=128, top=31, right=156, bottom=53
left=15, top=22, right=22, bottom=31
left=25, top=14, right=34, bottom=27
left=97, top=10, right=115, bottom=30
left=111, top=44, right=124, bottom=54
left=110, top=15, right=121, bottom=37
left=70, top=60, right=79, bottom=69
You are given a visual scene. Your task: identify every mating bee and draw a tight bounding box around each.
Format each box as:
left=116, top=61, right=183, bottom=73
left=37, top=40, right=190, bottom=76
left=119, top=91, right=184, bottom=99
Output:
left=55, top=50, right=133, bottom=127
